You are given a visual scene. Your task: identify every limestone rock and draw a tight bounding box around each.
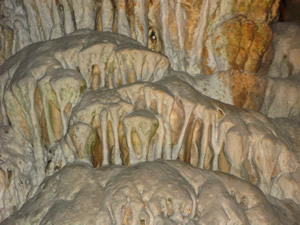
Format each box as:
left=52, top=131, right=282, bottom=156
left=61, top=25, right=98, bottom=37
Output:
left=40, top=76, right=300, bottom=205
left=173, top=70, right=267, bottom=110
left=0, top=29, right=168, bottom=158
left=0, top=0, right=282, bottom=112
left=261, top=77, right=300, bottom=117
left=0, top=0, right=279, bottom=76
left=0, top=126, right=36, bottom=222
left=0, top=14, right=300, bottom=225
left=259, top=23, right=300, bottom=117
left=0, top=25, right=13, bottom=65
left=2, top=161, right=300, bottom=225
left=0, top=31, right=299, bottom=210
left=267, top=23, right=300, bottom=78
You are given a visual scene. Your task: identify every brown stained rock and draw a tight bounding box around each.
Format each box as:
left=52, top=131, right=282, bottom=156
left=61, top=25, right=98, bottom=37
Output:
left=247, top=0, right=278, bottom=22
left=225, top=126, right=246, bottom=178
left=0, top=0, right=279, bottom=77
left=123, top=110, right=158, bottom=162
left=167, top=1, right=178, bottom=52
left=1, top=29, right=300, bottom=224
left=131, top=130, right=142, bottom=158
left=0, top=25, right=13, bottom=65
left=203, top=145, right=214, bottom=171
left=148, top=0, right=164, bottom=53
left=189, top=119, right=202, bottom=167
left=5, top=92, right=32, bottom=142
left=244, top=159, right=259, bottom=184
left=0, top=168, right=5, bottom=219
left=69, top=123, right=96, bottom=161
left=119, top=121, right=130, bottom=166
left=127, top=69, right=137, bottom=84
left=49, top=100, right=62, bottom=141
left=244, top=23, right=273, bottom=72
left=169, top=99, right=185, bottom=146
left=92, top=131, right=103, bottom=168
left=126, top=0, right=136, bottom=40
left=107, top=120, right=116, bottom=164
left=218, top=146, right=231, bottom=173
left=91, top=64, right=100, bottom=90
left=254, top=134, right=280, bottom=193
left=230, top=71, right=267, bottom=110
left=201, top=46, right=216, bottom=75
left=181, top=0, right=203, bottom=55
left=63, top=102, right=72, bottom=118
left=214, top=17, right=272, bottom=74
left=35, top=88, right=50, bottom=147
left=235, top=20, right=257, bottom=70
left=232, top=0, right=252, bottom=15
left=0, top=168, right=5, bottom=200
left=219, top=18, right=243, bottom=70
left=96, top=0, right=103, bottom=31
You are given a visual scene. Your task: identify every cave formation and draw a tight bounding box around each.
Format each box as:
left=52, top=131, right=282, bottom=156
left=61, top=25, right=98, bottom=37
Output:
left=0, top=0, right=300, bottom=224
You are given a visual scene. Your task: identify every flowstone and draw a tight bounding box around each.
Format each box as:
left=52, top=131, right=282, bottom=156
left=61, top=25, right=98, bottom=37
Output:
left=0, top=3, right=300, bottom=223
left=0, top=30, right=299, bottom=224
left=2, top=161, right=300, bottom=225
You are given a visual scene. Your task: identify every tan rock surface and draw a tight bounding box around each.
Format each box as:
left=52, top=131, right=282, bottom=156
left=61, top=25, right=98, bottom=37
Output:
left=2, top=161, right=300, bottom=225
left=0, top=32, right=299, bottom=219
left=0, top=126, right=36, bottom=221
left=0, top=0, right=283, bottom=111
left=0, top=7, right=300, bottom=224
left=0, top=0, right=279, bottom=75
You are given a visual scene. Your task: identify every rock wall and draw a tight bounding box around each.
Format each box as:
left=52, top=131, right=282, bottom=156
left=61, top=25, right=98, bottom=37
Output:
left=2, top=161, right=300, bottom=225
left=0, top=1, right=300, bottom=224
left=0, top=0, right=280, bottom=75
left=0, top=30, right=300, bottom=224
left=0, top=0, right=282, bottom=110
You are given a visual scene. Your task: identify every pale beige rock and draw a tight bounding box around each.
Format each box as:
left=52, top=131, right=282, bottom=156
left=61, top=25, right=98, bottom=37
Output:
left=0, top=0, right=279, bottom=76
left=267, top=23, right=300, bottom=78
left=0, top=0, right=282, bottom=111
left=0, top=25, right=13, bottom=65
left=0, top=31, right=299, bottom=213
left=261, top=78, right=300, bottom=117
left=39, top=76, right=299, bottom=205
left=1, top=161, right=300, bottom=225
left=0, top=126, right=36, bottom=222
left=0, top=20, right=300, bottom=225
left=259, top=23, right=300, bottom=117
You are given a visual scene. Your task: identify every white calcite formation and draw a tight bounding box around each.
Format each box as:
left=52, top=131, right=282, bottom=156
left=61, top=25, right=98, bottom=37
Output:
left=2, top=161, right=300, bottom=225
left=0, top=2, right=300, bottom=223
left=0, top=30, right=300, bottom=224
left=0, top=0, right=279, bottom=75
left=0, top=0, right=286, bottom=112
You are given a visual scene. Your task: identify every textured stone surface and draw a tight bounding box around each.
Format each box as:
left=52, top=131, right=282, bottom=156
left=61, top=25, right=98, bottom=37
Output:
left=0, top=126, right=36, bottom=222
left=259, top=22, right=300, bottom=118
left=0, top=25, right=13, bottom=65
left=0, top=4, right=300, bottom=224
left=0, top=0, right=283, bottom=111
left=2, top=161, right=300, bottom=225
left=261, top=77, right=300, bottom=117
left=267, top=23, right=300, bottom=78
left=0, top=0, right=279, bottom=75
left=175, top=70, right=267, bottom=110
left=0, top=32, right=300, bottom=220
